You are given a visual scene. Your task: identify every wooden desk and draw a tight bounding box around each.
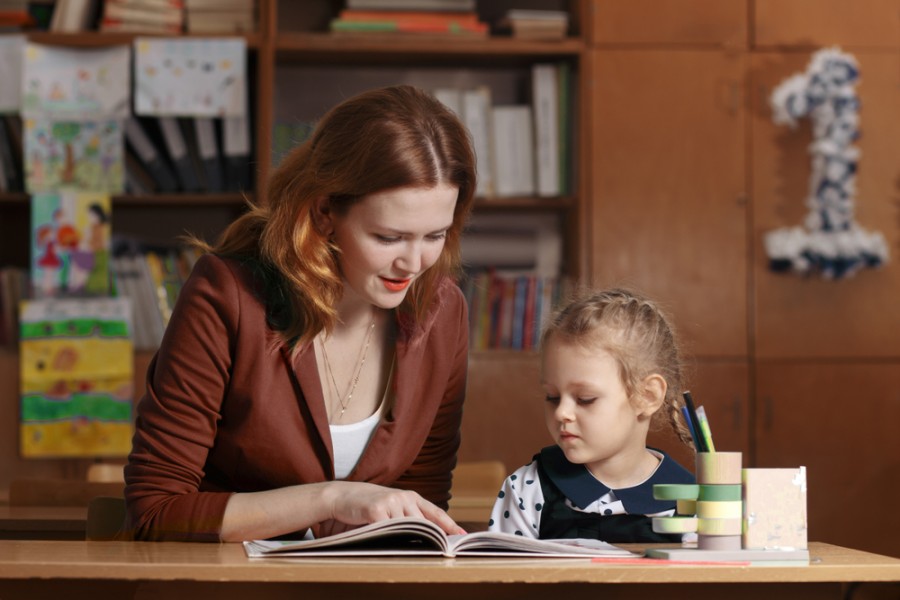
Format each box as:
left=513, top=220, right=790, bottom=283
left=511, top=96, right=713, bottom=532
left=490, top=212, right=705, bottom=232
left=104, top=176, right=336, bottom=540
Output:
left=0, top=541, right=898, bottom=600
left=0, top=506, right=87, bottom=540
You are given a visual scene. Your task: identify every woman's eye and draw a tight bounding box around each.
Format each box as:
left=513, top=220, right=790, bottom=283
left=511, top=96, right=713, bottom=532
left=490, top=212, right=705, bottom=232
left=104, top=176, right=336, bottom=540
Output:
left=426, top=231, right=448, bottom=241
left=376, top=235, right=401, bottom=244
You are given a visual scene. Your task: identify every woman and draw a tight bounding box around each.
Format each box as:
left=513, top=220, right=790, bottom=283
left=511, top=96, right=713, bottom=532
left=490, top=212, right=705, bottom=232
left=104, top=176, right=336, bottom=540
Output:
left=124, top=85, right=476, bottom=542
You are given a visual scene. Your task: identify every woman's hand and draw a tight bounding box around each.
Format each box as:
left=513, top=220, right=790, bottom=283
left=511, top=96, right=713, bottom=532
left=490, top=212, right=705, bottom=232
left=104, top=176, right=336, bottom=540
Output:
left=322, top=481, right=464, bottom=536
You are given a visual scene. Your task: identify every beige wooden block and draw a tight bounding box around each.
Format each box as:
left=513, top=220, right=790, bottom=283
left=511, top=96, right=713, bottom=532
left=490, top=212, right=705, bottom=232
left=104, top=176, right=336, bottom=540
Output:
left=696, top=452, right=742, bottom=484
left=742, top=467, right=808, bottom=550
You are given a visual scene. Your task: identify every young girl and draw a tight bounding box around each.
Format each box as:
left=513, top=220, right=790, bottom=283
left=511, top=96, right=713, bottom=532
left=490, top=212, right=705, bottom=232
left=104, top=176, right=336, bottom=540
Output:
left=488, top=288, right=696, bottom=543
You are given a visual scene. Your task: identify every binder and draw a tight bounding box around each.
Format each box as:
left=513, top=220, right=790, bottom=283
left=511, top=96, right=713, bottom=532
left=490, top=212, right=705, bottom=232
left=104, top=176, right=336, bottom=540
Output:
left=193, top=117, right=224, bottom=192
left=158, top=116, right=202, bottom=192
left=123, top=117, right=178, bottom=193
left=223, top=114, right=251, bottom=192
left=531, top=63, right=559, bottom=197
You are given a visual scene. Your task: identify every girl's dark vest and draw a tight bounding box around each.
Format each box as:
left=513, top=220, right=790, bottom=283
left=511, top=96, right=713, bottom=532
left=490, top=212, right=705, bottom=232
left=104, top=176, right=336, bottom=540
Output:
left=535, top=453, right=685, bottom=543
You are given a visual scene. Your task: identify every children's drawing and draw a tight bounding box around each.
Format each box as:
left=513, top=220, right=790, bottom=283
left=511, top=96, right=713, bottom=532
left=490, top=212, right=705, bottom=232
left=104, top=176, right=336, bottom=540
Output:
left=19, top=297, right=133, bottom=458
left=0, top=35, right=25, bottom=113
left=22, top=43, right=130, bottom=120
left=25, top=118, right=124, bottom=193
left=31, top=191, right=112, bottom=298
left=134, top=37, right=247, bottom=117
left=765, top=47, right=888, bottom=279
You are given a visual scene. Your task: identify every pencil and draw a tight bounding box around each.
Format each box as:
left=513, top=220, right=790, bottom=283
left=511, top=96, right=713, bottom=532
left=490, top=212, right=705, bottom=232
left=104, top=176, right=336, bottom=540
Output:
left=682, top=391, right=707, bottom=453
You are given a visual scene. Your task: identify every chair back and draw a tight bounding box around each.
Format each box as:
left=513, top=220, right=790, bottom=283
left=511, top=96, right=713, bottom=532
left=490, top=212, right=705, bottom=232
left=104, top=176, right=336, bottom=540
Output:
left=9, top=478, right=124, bottom=507
left=86, top=496, right=127, bottom=541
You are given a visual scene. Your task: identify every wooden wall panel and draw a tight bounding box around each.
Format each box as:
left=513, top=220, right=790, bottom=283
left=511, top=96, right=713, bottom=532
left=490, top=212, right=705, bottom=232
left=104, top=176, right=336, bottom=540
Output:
left=588, top=0, right=747, bottom=47
left=588, top=49, right=748, bottom=358
left=755, top=362, right=900, bottom=557
left=648, top=359, right=750, bottom=470
left=754, top=0, right=900, bottom=49
left=459, top=351, right=547, bottom=473
left=751, top=52, right=900, bottom=358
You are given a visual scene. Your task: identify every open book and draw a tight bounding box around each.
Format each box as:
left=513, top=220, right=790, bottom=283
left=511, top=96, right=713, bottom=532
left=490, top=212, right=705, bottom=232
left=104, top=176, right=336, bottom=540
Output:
left=243, top=517, right=639, bottom=558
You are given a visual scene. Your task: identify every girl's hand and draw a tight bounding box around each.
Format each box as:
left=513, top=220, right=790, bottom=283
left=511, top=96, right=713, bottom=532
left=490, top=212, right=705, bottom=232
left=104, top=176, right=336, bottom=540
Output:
left=322, top=481, right=464, bottom=536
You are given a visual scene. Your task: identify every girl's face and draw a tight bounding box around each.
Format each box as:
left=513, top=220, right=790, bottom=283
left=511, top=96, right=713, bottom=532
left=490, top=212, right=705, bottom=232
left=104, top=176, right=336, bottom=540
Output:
left=541, top=336, right=651, bottom=478
left=328, top=184, right=458, bottom=310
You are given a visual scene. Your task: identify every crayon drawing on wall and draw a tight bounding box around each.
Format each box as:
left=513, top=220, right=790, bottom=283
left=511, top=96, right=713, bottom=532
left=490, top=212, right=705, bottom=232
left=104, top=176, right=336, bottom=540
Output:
left=25, top=118, right=124, bottom=193
left=19, top=297, right=133, bottom=458
left=22, top=43, right=130, bottom=120
left=31, top=191, right=112, bottom=298
left=133, top=37, right=247, bottom=117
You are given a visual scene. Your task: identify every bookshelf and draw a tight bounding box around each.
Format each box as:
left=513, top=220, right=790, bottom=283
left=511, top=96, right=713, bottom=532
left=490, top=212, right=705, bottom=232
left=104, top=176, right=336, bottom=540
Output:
left=0, top=0, right=588, bottom=490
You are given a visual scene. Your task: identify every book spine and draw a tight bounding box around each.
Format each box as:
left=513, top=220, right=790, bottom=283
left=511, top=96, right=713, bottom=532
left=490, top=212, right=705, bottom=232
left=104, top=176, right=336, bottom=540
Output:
left=491, top=105, right=535, bottom=197
left=159, top=117, right=202, bottom=192
left=193, top=117, right=224, bottom=192
left=461, top=86, right=493, bottom=198
left=531, top=63, right=560, bottom=197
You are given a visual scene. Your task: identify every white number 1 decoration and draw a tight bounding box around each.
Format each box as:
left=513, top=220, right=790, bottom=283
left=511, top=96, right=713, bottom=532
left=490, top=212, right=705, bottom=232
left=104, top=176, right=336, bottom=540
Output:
left=765, top=47, right=888, bottom=279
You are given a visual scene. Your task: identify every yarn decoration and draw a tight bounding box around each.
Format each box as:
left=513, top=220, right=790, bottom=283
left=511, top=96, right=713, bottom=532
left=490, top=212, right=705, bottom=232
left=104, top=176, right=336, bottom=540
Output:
left=765, top=47, right=888, bottom=279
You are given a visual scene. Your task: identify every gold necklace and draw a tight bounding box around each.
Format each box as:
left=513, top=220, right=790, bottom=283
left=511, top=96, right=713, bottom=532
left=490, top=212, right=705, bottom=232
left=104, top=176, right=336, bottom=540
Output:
left=319, top=319, right=376, bottom=423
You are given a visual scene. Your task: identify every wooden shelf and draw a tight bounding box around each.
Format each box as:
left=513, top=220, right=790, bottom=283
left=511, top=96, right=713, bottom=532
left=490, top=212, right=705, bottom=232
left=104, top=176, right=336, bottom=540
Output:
left=275, top=32, right=583, bottom=65
left=24, top=31, right=261, bottom=48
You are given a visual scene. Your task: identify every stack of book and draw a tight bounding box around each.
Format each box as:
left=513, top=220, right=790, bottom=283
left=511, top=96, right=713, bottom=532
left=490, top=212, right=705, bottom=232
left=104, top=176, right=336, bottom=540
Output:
left=99, top=0, right=184, bottom=34
left=432, top=61, right=571, bottom=199
left=185, top=0, right=255, bottom=34
left=330, top=0, right=486, bottom=37
left=499, top=9, right=569, bottom=40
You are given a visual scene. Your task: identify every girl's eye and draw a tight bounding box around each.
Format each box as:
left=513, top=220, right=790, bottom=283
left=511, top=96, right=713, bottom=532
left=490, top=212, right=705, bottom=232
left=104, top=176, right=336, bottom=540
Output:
left=544, top=395, right=561, bottom=405
left=577, top=397, right=597, bottom=406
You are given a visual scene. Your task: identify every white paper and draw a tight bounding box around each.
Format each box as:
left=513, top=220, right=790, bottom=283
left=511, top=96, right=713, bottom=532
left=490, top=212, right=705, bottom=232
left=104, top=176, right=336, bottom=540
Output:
left=134, top=37, right=247, bottom=117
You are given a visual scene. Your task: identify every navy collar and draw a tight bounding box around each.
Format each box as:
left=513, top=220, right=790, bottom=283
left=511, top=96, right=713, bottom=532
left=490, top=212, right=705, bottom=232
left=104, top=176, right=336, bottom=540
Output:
left=539, top=445, right=695, bottom=514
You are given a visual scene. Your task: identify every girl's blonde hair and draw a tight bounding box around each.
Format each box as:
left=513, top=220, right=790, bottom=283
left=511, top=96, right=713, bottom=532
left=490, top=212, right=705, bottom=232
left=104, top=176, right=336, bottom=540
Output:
left=542, top=288, right=694, bottom=448
left=189, top=85, right=476, bottom=348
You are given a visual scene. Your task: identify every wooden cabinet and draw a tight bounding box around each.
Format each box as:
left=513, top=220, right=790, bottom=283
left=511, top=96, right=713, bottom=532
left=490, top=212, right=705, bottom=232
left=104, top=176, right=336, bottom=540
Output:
left=754, top=0, right=900, bottom=49
left=585, top=48, right=748, bottom=359
left=751, top=51, right=900, bottom=359
left=755, top=361, right=900, bottom=558
left=588, top=0, right=747, bottom=47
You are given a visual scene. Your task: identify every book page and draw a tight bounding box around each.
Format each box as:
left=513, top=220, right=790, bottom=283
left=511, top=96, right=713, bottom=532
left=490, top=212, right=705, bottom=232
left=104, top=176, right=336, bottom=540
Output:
left=244, top=517, right=638, bottom=558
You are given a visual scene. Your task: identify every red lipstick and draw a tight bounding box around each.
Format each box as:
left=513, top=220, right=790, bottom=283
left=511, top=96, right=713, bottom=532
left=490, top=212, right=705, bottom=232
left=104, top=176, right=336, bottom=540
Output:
left=381, top=277, right=411, bottom=292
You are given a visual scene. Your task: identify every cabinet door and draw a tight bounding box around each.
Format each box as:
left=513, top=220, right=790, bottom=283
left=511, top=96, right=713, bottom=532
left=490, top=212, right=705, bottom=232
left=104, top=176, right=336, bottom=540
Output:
left=752, top=52, right=900, bottom=359
left=756, top=362, right=900, bottom=558
left=647, top=359, right=750, bottom=470
left=460, top=351, right=547, bottom=472
left=586, top=50, right=747, bottom=358
left=754, top=0, right=900, bottom=49
left=589, top=0, right=747, bottom=47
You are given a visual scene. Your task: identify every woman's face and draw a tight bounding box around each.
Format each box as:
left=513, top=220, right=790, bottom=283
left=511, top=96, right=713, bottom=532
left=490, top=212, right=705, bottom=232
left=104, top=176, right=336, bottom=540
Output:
left=328, top=184, right=459, bottom=310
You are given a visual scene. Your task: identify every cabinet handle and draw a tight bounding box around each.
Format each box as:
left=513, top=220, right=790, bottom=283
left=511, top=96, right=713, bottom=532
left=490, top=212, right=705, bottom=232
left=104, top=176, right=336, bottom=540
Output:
left=762, top=394, right=774, bottom=431
left=717, top=80, right=741, bottom=116
left=731, top=393, right=742, bottom=430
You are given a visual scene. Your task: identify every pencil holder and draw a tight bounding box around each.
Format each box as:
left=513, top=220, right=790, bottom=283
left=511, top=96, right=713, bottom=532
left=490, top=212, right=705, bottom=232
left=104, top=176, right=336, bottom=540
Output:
left=695, top=451, right=742, bottom=485
left=695, top=452, right=743, bottom=551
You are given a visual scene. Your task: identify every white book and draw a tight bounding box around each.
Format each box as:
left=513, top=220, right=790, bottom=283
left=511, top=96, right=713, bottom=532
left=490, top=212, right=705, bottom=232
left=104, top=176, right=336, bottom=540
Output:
left=461, top=86, right=493, bottom=198
left=531, top=63, right=560, bottom=197
left=491, top=105, right=535, bottom=197
left=244, top=517, right=637, bottom=558
left=433, top=87, right=463, bottom=119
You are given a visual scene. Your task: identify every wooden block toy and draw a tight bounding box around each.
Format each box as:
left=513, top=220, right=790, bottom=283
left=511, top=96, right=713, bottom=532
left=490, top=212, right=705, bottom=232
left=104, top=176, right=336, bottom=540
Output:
left=742, top=467, right=808, bottom=550
left=696, top=452, right=742, bottom=484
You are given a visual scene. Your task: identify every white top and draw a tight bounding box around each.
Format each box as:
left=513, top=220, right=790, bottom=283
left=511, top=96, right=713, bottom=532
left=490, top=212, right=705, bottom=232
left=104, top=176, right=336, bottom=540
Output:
left=330, top=402, right=384, bottom=480
left=329, top=357, right=395, bottom=480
